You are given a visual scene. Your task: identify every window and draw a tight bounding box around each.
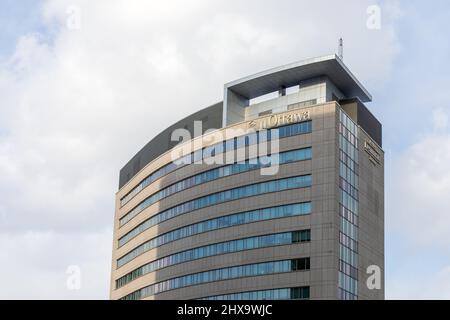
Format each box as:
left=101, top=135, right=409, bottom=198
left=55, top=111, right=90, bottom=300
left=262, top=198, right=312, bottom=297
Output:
left=291, top=287, right=310, bottom=299
left=292, top=230, right=311, bottom=243
left=291, top=257, right=310, bottom=271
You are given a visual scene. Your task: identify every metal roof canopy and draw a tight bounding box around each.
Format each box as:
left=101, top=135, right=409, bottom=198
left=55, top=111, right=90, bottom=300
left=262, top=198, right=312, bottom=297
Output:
left=224, top=54, right=372, bottom=103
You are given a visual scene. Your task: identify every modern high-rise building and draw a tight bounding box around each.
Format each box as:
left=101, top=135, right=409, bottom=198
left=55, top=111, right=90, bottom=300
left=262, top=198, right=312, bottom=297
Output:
left=110, top=55, right=384, bottom=300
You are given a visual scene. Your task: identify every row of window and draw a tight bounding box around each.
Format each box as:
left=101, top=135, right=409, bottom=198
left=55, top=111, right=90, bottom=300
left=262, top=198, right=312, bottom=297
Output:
left=116, top=230, right=311, bottom=288
left=340, top=217, right=358, bottom=242
left=339, top=288, right=357, bottom=301
left=340, top=232, right=358, bottom=253
left=340, top=189, right=358, bottom=217
left=339, top=149, right=359, bottom=174
left=339, top=177, right=358, bottom=202
left=340, top=158, right=358, bottom=188
left=339, top=122, right=358, bottom=148
left=339, top=152, right=358, bottom=183
left=339, top=134, right=358, bottom=164
left=340, top=244, right=358, bottom=267
left=117, top=176, right=311, bottom=266
left=339, top=127, right=358, bottom=208
left=339, top=109, right=357, bottom=137
left=121, top=155, right=189, bottom=208
left=120, top=121, right=312, bottom=207
left=338, top=109, right=359, bottom=300
left=340, top=204, right=358, bottom=227
left=117, top=202, right=311, bottom=267
left=339, top=259, right=358, bottom=280
left=200, top=286, right=310, bottom=300
left=121, top=258, right=310, bottom=300
left=118, top=174, right=312, bottom=244
left=339, top=272, right=358, bottom=298
left=119, top=146, right=312, bottom=232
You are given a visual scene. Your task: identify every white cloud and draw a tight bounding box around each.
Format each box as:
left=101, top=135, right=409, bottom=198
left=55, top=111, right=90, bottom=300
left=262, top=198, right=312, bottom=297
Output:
left=388, top=107, right=450, bottom=248
left=432, top=107, right=449, bottom=131
left=0, top=0, right=402, bottom=298
left=0, top=230, right=111, bottom=299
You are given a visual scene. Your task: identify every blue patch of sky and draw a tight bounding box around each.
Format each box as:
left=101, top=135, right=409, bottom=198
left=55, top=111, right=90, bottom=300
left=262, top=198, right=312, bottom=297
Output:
left=374, top=0, right=450, bottom=152
left=358, top=0, right=450, bottom=298
left=385, top=231, right=450, bottom=298
left=0, top=0, right=58, bottom=59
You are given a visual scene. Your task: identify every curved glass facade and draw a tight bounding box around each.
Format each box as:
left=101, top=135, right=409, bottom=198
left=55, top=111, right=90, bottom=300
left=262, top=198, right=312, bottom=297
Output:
left=113, top=116, right=317, bottom=301
left=117, top=202, right=311, bottom=266
left=118, top=147, right=312, bottom=246
left=120, top=121, right=312, bottom=208
left=121, top=258, right=310, bottom=300
left=116, top=230, right=311, bottom=288
left=119, top=173, right=311, bottom=230
left=117, top=176, right=311, bottom=267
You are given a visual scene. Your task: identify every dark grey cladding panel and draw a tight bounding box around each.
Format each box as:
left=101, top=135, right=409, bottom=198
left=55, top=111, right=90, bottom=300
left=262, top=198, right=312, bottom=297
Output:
left=119, top=102, right=223, bottom=189
left=357, top=103, right=382, bottom=147
left=340, top=98, right=382, bottom=147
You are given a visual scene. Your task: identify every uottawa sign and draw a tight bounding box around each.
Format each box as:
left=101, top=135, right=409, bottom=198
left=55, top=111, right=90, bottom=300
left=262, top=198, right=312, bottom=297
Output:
left=248, top=110, right=310, bottom=130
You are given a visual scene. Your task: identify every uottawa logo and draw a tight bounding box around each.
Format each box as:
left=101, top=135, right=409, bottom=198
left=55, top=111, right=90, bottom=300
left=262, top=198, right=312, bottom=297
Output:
left=248, top=110, right=310, bottom=130
left=170, top=110, right=310, bottom=176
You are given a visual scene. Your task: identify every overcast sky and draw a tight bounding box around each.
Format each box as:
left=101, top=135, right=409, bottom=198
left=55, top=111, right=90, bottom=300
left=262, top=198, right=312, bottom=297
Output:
left=0, top=0, right=449, bottom=299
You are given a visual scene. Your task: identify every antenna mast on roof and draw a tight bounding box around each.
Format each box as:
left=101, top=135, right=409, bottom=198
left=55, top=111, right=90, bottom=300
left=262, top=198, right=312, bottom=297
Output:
left=338, top=38, right=344, bottom=60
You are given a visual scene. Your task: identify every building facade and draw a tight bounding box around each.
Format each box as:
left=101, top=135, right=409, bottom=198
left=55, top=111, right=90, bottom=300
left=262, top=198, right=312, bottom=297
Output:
left=110, top=55, right=384, bottom=300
